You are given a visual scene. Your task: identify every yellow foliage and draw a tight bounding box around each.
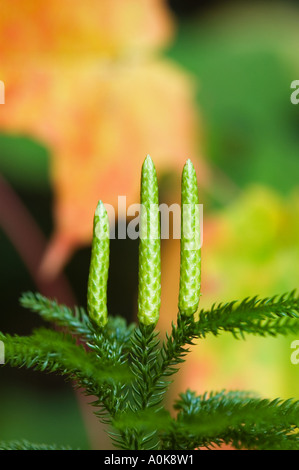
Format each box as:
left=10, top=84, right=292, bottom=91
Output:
left=0, top=0, right=204, bottom=276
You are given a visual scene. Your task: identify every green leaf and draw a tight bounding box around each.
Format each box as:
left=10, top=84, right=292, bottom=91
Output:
left=0, top=134, right=50, bottom=190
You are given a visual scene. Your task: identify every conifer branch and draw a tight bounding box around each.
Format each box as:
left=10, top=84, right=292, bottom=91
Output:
left=0, top=329, right=131, bottom=393
left=20, top=292, right=93, bottom=340
left=0, top=440, right=74, bottom=450
left=2, top=157, right=299, bottom=450
left=117, top=324, right=161, bottom=449
left=160, top=389, right=299, bottom=450
left=195, top=291, right=299, bottom=339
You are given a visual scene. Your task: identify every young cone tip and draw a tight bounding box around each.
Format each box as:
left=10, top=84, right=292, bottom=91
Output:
left=184, top=158, right=194, bottom=172
left=94, top=200, right=109, bottom=223
left=93, top=200, right=109, bottom=240
left=95, top=199, right=105, bottom=216
left=143, top=154, right=155, bottom=172
left=182, top=159, right=198, bottom=192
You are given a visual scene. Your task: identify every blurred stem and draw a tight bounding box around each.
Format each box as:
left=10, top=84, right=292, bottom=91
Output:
left=0, top=173, right=75, bottom=305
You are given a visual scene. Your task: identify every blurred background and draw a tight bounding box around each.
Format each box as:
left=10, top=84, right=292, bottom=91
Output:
left=0, top=0, right=299, bottom=449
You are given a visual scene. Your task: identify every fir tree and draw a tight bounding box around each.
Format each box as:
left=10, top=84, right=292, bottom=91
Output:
left=1, top=155, right=299, bottom=450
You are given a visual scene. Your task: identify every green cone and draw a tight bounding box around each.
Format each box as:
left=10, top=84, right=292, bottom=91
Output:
left=178, top=159, right=201, bottom=316
left=87, top=200, right=110, bottom=327
left=138, top=155, right=161, bottom=326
